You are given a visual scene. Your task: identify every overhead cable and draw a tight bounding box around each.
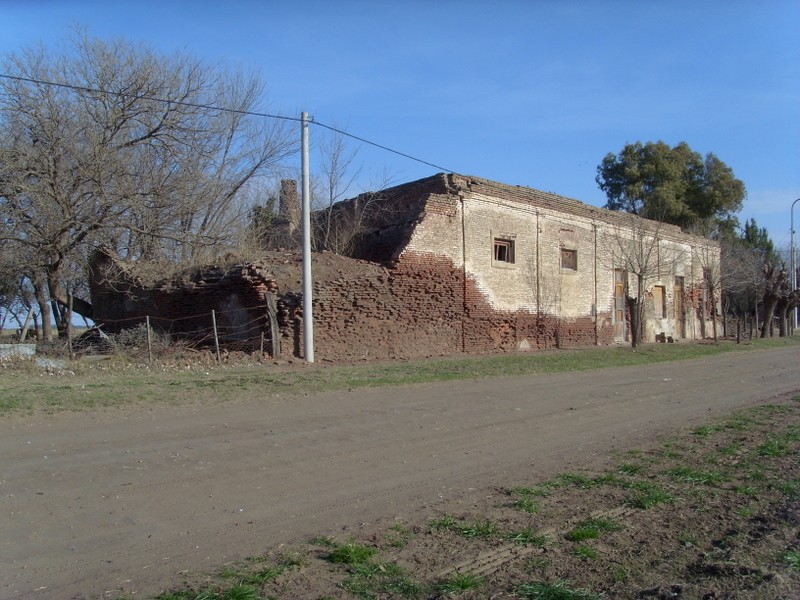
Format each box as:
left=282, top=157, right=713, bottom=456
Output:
left=0, top=73, right=302, bottom=123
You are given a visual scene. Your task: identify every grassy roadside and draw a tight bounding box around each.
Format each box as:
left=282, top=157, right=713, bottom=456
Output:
left=1, top=337, right=798, bottom=416
left=132, top=394, right=800, bottom=600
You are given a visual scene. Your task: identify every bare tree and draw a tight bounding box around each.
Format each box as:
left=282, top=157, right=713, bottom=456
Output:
left=599, top=215, right=672, bottom=348
left=311, top=155, right=398, bottom=259
left=719, top=237, right=765, bottom=339
left=695, top=244, right=723, bottom=341
left=313, top=126, right=362, bottom=253
left=0, top=256, right=16, bottom=333
left=0, top=32, right=293, bottom=336
left=760, top=262, right=799, bottom=338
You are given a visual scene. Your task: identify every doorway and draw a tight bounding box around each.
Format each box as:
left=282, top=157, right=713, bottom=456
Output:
left=614, top=269, right=627, bottom=341
left=674, top=276, right=685, bottom=338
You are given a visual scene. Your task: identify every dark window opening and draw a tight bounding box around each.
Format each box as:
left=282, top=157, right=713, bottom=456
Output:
left=561, top=248, right=577, bottom=270
left=494, top=238, right=515, bottom=263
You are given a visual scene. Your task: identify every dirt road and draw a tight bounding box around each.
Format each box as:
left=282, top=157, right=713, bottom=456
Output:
left=1, top=346, right=798, bottom=600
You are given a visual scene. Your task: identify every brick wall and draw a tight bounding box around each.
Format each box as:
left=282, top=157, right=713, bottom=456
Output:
left=280, top=250, right=615, bottom=361
left=90, top=250, right=274, bottom=349
left=89, top=173, right=720, bottom=361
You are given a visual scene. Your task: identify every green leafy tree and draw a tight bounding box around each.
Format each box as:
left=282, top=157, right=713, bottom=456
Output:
left=741, top=218, right=777, bottom=263
left=596, top=141, right=745, bottom=232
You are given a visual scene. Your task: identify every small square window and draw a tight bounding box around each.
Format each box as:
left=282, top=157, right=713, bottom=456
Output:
left=561, top=248, right=577, bottom=270
left=493, top=238, right=515, bottom=264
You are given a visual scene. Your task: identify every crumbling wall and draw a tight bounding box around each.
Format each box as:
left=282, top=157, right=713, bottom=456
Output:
left=285, top=250, right=614, bottom=361
left=305, top=253, right=463, bottom=360
left=89, top=172, right=718, bottom=362
left=90, top=250, right=276, bottom=350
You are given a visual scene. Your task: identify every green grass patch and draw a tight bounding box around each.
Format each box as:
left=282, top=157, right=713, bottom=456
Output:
left=435, top=571, right=484, bottom=594
left=618, top=463, right=646, bottom=475
left=572, top=545, right=599, bottom=560
left=327, top=540, right=376, bottom=565
left=718, top=442, right=742, bottom=456
left=512, top=484, right=557, bottom=497
left=694, top=424, right=721, bottom=436
left=456, top=519, right=499, bottom=538
left=514, top=495, right=539, bottom=513
left=565, top=517, right=622, bottom=542
left=625, top=481, right=673, bottom=509
left=516, top=579, right=602, bottom=599
left=308, top=534, right=337, bottom=548
left=778, top=480, right=800, bottom=499
left=736, top=505, right=757, bottom=518
left=156, top=583, right=261, bottom=600
left=782, top=426, right=800, bottom=442
left=757, top=438, right=791, bottom=457
left=510, top=487, right=541, bottom=513
left=429, top=515, right=499, bottom=538
left=343, top=560, right=421, bottom=599
left=784, top=550, right=800, bottom=570
left=240, top=565, right=281, bottom=586
left=507, top=527, right=549, bottom=547
left=566, top=526, right=600, bottom=542
left=385, top=524, right=414, bottom=548
left=664, top=466, right=724, bottom=485
left=429, top=514, right=456, bottom=531
left=733, top=485, right=758, bottom=496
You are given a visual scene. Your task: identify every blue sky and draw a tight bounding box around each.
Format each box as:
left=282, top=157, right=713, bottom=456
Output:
left=1, top=0, right=799, bottom=252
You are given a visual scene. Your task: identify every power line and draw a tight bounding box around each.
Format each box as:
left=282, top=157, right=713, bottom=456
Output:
left=0, top=72, right=594, bottom=214
left=0, top=72, right=456, bottom=174
left=0, top=73, right=302, bottom=123
left=0, top=71, right=627, bottom=236
left=312, top=120, right=455, bottom=174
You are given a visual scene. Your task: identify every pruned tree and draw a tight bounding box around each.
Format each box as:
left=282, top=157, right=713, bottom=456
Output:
left=719, top=218, right=780, bottom=339
left=760, top=262, right=799, bottom=338
left=720, top=237, right=765, bottom=338
left=599, top=214, right=673, bottom=348
left=692, top=241, right=723, bottom=341
left=0, top=31, right=293, bottom=338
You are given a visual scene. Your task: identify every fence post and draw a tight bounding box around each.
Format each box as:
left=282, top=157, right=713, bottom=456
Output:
left=146, top=315, right=152, bottom=364
left=265, top=290, right=280, bottom=358
left=211, top=310, right=221, bottom=363
left=19, top=307, right=34, bottom=343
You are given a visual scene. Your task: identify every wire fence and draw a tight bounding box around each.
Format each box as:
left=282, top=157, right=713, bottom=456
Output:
left=66, top=301, right=283, bottom=363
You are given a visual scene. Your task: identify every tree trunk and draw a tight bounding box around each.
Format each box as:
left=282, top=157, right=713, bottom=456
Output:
left=33, top=280, right=53, bottom=342
left=627, top=295, right=640, bottom=348
left=722, top=297, right=728, bottom=338
left=754, top=297, right=759, bottom=338
left=711, top=288, right=718, bottom=342
left=777, top=300, right=788, bottom=337
left=760, top=297, right=778, bottom=338
left=46, top=264, right=94, bottom=322
left=51, top=299, right=65, bottom=337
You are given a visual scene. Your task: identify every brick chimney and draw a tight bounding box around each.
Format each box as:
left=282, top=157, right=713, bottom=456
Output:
left=279, top=179, right=300, bottom=234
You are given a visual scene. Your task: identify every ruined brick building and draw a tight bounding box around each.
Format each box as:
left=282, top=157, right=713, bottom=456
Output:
left=89, top=173, right=720, bottom=360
